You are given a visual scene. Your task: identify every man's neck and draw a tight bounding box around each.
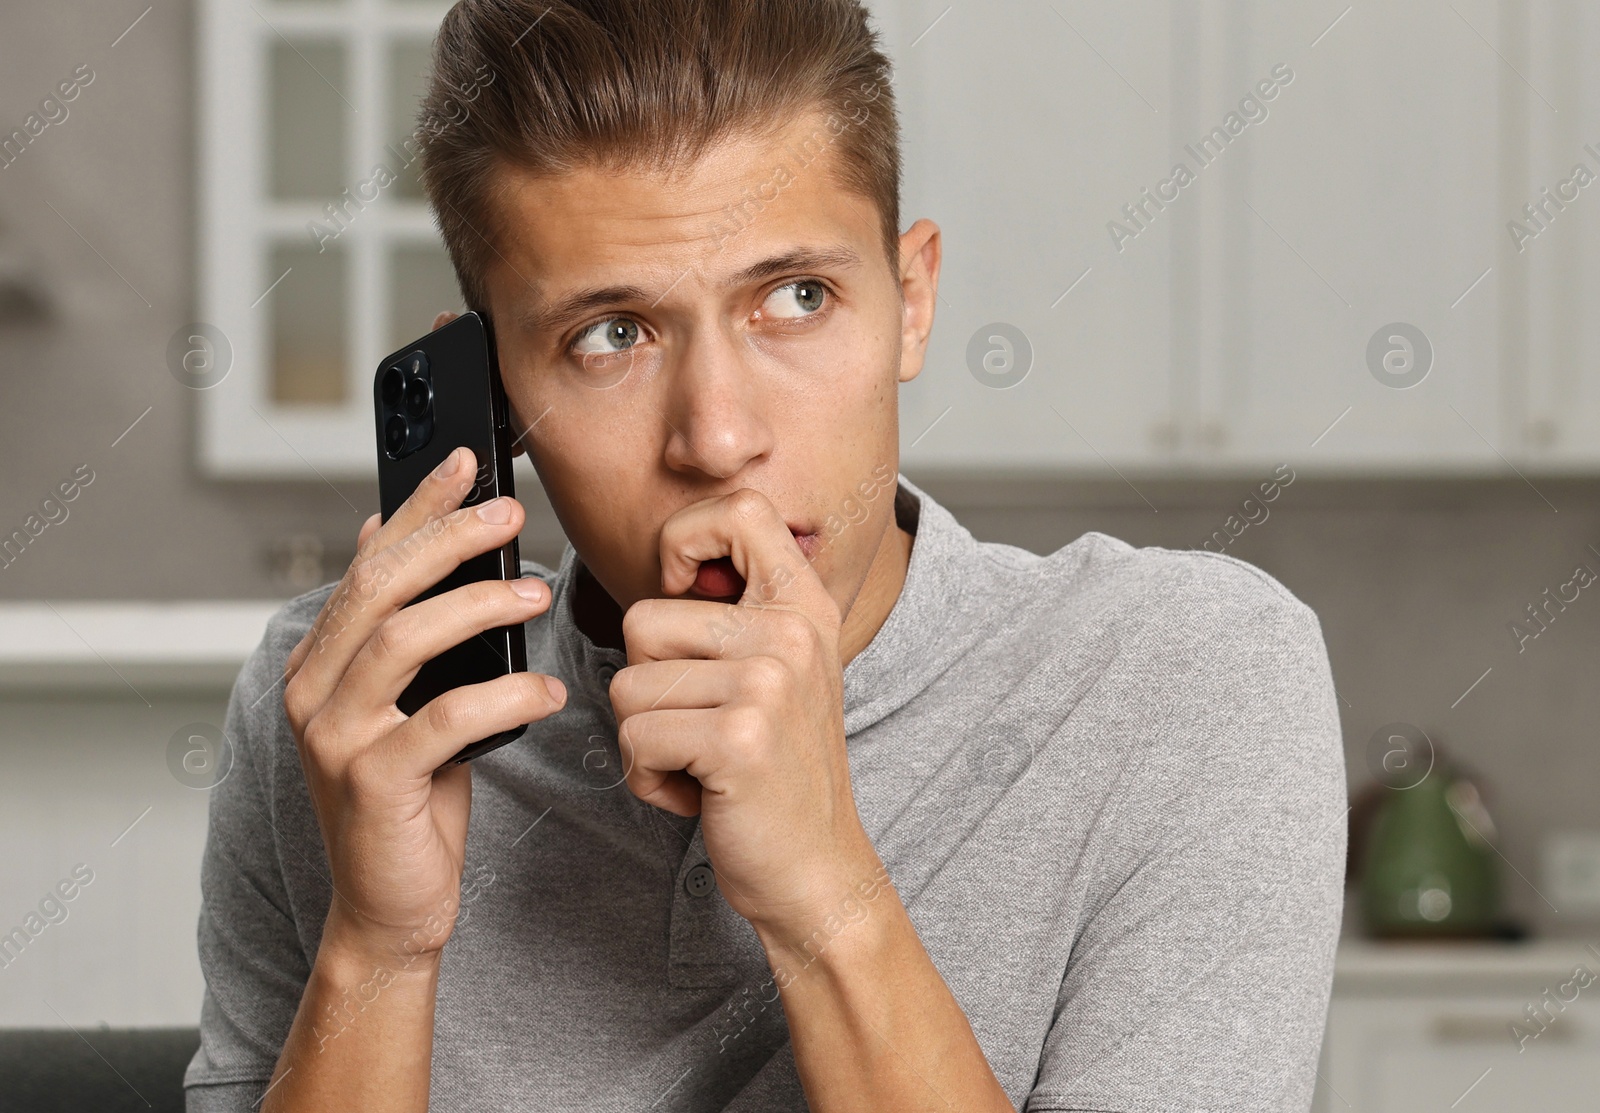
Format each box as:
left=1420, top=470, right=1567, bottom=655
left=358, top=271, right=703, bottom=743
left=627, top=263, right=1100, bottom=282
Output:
left=571, top=519, right=915, bottom=666
left=837, top=520, right=914, bottom=664
left=572, top=561, right=629, bottom=653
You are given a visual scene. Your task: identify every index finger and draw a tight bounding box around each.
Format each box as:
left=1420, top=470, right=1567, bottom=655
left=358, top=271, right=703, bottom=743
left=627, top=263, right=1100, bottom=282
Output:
left=359, top=445, right=479, bottom=561
left=290, top=446, right=483, bottom=673
left=657, top=489, right=837, bottom=627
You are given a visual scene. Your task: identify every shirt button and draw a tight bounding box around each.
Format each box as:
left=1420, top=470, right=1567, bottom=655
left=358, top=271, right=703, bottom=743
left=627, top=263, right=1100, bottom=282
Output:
left=598, top=663, right=618, bottom=686
left=684, top=863, right=716, bottom=898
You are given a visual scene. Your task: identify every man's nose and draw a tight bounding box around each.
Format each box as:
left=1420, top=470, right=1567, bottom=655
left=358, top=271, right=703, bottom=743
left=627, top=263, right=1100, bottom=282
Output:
left=661, top=327, right=774, bottom=480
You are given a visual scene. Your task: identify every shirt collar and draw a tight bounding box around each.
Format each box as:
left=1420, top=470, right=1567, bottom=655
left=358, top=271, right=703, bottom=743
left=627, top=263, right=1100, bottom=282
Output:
left=840, top=474, right=982, bottom=734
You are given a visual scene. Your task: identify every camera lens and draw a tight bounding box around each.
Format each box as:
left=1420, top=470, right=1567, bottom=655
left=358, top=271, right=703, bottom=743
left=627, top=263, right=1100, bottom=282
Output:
left=385, top=414, right=409, bottom=456
left=381, top=365, right=404, bottom=408
left=404, top=378, right=432, bottom=420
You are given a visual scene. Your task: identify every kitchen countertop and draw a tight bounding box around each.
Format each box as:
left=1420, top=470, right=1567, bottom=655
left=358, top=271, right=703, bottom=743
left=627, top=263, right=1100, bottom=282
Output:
left=0, top=600, right=282, bottom=692
left=1332, top=938, right=1600, bottom=991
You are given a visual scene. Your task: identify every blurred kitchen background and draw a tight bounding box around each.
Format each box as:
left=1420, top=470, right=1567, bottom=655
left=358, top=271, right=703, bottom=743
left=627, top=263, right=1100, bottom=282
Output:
left=4, top=0, right=1600, bottom=1109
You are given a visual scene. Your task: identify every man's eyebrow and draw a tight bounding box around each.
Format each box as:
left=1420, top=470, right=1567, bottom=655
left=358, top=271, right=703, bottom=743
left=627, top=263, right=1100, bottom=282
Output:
left=728, top=244, right=862, bottom=289
left=516, top=244, right=863, bottom=337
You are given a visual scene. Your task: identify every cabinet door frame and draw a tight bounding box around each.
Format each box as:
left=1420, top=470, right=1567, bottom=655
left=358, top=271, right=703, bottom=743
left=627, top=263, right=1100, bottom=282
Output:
left=196, top=0, right=456, bottom=479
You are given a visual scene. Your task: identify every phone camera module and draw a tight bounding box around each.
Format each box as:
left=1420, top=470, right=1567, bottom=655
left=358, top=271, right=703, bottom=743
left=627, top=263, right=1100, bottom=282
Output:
left=403, top=377, right=432, bottom=420
left=381, top=365, right=405, bottom=408
left=378, top=349, right=434, bottom=460
left=384, top=414, right=410, bottom=457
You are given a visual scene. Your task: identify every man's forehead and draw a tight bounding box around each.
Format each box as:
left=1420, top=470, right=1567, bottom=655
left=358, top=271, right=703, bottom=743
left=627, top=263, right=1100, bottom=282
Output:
left=487, top=145, right=874, bottom=328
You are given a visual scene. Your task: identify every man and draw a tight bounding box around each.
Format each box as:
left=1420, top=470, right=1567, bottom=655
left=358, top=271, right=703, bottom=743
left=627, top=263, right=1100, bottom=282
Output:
left=185, top=1, right=1346, bottom=1109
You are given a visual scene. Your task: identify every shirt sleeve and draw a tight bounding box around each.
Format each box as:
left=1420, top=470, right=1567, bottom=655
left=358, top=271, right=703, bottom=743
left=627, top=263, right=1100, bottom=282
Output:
left=1023, top=558, right=1347, bottom=1113
left=184, top=601, right=327, bottom=1111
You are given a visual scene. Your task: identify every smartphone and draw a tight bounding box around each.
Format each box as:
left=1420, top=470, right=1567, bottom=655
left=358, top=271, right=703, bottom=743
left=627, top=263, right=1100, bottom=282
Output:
left=373, top=311, right=529, bottom=766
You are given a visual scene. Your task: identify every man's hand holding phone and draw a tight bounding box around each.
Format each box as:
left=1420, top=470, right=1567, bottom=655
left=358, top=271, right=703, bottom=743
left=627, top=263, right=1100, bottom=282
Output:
left=280, top=447, right=566, bottom=972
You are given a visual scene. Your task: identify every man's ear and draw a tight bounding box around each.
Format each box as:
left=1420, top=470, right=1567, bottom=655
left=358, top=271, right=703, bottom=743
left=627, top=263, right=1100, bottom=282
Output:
left=897, top=219, right=941, bottom=385
left=432, top=310, right=460, bottom=331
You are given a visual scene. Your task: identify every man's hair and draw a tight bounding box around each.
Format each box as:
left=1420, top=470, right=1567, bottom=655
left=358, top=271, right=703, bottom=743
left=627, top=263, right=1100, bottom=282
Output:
left=417, top=0, right=902, bottom=313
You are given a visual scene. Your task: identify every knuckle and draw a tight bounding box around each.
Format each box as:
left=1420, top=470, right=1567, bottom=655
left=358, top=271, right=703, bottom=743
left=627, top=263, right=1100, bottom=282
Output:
left=442, top=505, right=476, bottom=534
left=729, top=488, right=768, bottom=521
left=283, top=674, right=313, bottom=728
left=723, top=704, right=766, bottom=750
left=616, top=714, right=643, bottom=754
left=354, top=516, right=385, bottom=560
left=476, top=578, right=518, bottom=615
left=344, top=555, right=389, bottom=606
left=369, top=613, right=410, bottom=663
left=299, top=709, right=332, bottom=758
left=769, top=610, right=815, bottom=654
left=385, top=532, right=432, bottom=579
left=424, top=691, right=461, bottom=738
left=742, top=655, right=787, bottom=696
left=622, top=598, right=665, bottom=642
left=606, top=666, right=635, bottom=707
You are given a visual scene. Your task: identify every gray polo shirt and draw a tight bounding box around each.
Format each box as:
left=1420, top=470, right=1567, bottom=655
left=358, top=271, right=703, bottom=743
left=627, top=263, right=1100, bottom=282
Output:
left=185, top=475, right=1346, bottom=1112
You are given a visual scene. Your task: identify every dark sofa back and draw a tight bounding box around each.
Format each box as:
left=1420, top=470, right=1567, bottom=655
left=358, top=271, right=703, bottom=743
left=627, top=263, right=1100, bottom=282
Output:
left=0, top=1027, right=199, bottom=1113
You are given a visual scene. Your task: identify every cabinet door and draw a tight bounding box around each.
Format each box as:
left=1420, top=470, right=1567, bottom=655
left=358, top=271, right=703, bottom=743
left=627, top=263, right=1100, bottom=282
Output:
left=885, top=0, right=1180, bottom=471
left=1187, top=2, right=1505, bottom=473
left=1326, top=993, right=1600, bottom=1111
left=1514, top=0, right=1600, bottom=471
left=886, top=0, right=1520, bottom=475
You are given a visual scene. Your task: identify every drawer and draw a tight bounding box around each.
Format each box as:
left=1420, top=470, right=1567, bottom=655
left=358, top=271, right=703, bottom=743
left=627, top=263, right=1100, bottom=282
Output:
left=1321, top=989, right=1600, bottom=1111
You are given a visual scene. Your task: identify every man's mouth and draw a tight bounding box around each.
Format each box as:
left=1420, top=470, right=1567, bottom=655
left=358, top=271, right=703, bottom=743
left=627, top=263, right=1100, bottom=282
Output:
left=688, top=528, right=818, bottom=599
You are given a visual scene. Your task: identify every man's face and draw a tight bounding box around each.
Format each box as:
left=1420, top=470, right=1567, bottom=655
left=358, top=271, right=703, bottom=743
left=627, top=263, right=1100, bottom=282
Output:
left=480, top=110, right=939, bottom=621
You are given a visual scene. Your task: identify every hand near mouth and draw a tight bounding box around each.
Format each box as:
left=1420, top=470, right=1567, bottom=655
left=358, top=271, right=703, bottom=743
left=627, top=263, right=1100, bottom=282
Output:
left=607, top=488, right=878, bottom=938
left=685, top=555, right=745, bottom=600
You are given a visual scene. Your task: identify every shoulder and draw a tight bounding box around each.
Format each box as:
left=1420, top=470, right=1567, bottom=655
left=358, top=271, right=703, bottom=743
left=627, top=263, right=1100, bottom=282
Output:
left=977, top=530, right=1324, bottom=657
left=991, top=534, right=1346, bottom=867
left=978, top=532, right=1339, bottom=783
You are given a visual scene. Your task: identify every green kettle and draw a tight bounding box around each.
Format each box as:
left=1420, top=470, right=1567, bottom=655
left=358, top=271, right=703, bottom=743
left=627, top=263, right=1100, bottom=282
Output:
left=1360, top=764, right=1501, bottom=938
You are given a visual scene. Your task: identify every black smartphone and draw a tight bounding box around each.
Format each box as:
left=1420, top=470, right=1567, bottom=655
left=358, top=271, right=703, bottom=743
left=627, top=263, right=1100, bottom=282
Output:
left=373, top=311, right=529, bottom=766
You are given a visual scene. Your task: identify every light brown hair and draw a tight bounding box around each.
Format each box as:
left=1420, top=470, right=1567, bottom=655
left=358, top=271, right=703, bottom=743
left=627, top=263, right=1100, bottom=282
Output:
left=416, top=0, right=902, bottom=313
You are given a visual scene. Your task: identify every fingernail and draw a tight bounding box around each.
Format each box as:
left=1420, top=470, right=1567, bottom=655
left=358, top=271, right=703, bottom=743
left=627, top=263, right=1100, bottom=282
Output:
left=435, top=447, right=462, bottom=478
left=476, top=497, right=511, bottom=523
left=543, top=675, right=566, bottom=702
left=509, top=577, right=544, bottom=601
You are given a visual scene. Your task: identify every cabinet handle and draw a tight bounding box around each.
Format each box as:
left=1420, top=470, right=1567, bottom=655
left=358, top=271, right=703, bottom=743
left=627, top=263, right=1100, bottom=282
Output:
left=1150, top=419, right=1181, bottom=450
left=1431, top=1014, right=1576, bottom=1043
left=1525, top=418, right=1558, bottom=448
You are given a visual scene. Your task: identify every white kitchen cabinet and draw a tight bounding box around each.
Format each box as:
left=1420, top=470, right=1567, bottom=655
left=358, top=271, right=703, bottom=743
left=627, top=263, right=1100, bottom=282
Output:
left=1510, top=1, right=1600, bottom=471
left=0, top=603, right=277, bottom=1027
left=887, top=0, right=1588, bottom=477
left=1187, top=2, right=1505, bottom=473
left=180, top=1, right=1600, bottom=478
left=1317, top=941, right=1600, bottom=1112
left=889, top=0, right=1179, bottom=471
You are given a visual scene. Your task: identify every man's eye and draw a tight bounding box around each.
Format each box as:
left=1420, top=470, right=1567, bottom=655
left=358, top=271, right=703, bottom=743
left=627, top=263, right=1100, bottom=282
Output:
left=571, top=317, right=640, bottom=358
left=762, top=280, right=828, bottom=320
